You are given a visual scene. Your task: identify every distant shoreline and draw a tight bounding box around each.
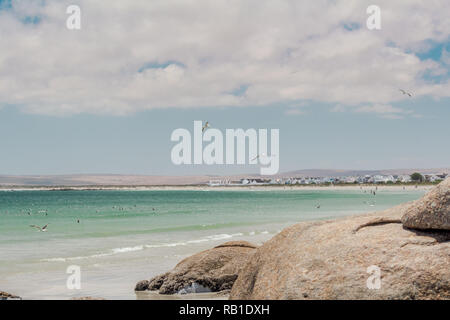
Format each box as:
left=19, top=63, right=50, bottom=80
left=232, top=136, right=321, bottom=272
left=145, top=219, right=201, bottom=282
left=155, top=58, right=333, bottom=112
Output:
left=0, top=184, right=434, bottom=192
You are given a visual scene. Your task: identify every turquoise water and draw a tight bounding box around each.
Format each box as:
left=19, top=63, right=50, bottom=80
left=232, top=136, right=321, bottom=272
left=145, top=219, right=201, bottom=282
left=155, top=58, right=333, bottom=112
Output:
left=0, top=189, right=424, bottom=299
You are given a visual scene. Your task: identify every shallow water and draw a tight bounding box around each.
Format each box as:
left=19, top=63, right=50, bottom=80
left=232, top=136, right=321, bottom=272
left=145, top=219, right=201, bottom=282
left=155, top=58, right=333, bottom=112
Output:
left=0, top=189, right=424, bottom=299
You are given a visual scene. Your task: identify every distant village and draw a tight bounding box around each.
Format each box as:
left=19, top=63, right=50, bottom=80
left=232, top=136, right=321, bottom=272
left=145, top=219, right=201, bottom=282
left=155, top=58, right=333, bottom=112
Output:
left=208, top=172, right=448, bottom=186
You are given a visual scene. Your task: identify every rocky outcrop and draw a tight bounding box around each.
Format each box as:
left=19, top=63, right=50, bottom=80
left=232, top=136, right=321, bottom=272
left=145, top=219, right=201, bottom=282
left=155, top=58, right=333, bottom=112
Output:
left=136, top=241, right=258, bottom=294
left=230, top=180, right=450, bottom=300
left=402, top=178, right=450, bottom=230
left=0, top=291, right=21, bottom=300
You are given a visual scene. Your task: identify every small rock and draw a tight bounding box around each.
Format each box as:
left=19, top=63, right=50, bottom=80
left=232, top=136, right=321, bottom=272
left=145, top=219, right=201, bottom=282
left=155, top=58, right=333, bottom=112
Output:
left=0, top=291, right=22, bottom=300
left=135, top=280, right=150, bottom=291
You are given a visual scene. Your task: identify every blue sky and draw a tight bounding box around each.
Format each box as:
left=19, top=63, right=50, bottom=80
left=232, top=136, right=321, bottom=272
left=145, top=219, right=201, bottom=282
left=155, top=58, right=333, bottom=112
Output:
left=1, top=96, right=449, bottom=175
left=0, top=1, right=449, bottom=175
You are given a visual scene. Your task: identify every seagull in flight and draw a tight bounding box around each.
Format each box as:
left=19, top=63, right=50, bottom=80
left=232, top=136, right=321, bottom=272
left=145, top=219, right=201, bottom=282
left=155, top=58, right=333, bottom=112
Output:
left=30, top=224, right=49, bottom=232
left=399, top=89, right=413, bottom=97
left=202, top=121, right=210, bottom=132
left=251, top=153, right=277, bottom=161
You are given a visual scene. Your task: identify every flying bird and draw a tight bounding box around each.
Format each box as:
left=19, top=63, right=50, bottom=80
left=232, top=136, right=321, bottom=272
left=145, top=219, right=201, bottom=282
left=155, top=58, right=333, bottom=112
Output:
left=202, top=121, right=210, bottom=132
left=399, top=89, right=413, bottom=97
left=251, top=153, right=266, bottom=161
left=30, top=224, right=49, bottom=232
left=251, top=153, right=276, bottom=161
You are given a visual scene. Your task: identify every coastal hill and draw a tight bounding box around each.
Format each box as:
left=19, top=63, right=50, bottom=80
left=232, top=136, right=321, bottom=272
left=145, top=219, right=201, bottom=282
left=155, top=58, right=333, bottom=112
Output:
left=0, top=168, right=448, bottom=187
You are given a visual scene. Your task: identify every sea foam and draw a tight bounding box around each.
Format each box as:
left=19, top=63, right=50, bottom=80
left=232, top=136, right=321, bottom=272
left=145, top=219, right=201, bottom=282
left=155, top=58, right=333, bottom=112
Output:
left=41, top=232, right=247, bottom=262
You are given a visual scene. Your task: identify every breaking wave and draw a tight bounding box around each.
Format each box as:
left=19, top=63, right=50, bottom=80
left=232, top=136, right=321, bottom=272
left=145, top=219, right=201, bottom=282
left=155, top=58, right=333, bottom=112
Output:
left=40, top=232, right=259, bottom=263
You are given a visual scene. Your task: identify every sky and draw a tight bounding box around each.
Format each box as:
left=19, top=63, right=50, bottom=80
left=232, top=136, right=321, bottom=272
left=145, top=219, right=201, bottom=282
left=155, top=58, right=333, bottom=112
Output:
left=0, top=0, right=449, bottom=175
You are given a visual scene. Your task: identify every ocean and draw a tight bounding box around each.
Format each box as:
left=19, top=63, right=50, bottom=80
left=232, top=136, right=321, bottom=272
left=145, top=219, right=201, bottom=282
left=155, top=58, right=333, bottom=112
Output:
left=0, top=188, right=425, bottom=299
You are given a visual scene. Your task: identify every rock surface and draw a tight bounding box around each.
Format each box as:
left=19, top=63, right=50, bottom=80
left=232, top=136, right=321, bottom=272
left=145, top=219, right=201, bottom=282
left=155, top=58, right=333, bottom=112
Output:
left=136, top=241, right=257, bottom=294
left=402, top=178, right=450, bottom=230
left=230, top=182, right=450, bottom=300
left=0, top=291, right=21, bottom=300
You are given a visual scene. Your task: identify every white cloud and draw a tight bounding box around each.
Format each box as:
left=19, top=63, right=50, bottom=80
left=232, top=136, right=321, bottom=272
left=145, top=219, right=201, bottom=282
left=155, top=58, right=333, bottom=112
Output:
left=0, top=0, right=449, bottom=115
